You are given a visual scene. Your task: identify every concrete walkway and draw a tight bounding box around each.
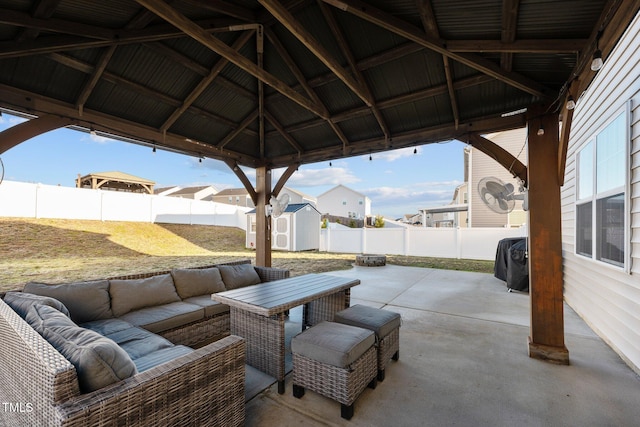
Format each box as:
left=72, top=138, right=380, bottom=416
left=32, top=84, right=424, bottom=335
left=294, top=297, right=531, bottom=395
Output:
left=245, top=265, right=640, bottom=426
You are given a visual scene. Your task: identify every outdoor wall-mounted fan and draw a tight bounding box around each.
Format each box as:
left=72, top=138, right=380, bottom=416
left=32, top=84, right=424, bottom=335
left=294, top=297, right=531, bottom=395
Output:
left=266, top=193, right=290, bottom=218
left=477, top=177, right=527, bottom=214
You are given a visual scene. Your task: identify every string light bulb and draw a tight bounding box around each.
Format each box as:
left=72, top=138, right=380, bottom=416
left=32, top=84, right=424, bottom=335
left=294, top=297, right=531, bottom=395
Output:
left=566, top=95, right=576, bottom=110
left=537, top=123, right=545, bottom=136
left=591, top=31, right=604, bottom=71
left=89, top=126, right=96, bottom=136
left=152, top=145, right=156, bottom=154
left=414, top=147, right=417, bottom=154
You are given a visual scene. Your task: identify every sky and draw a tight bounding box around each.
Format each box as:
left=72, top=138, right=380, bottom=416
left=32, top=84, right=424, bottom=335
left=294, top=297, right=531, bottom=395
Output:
left=0, top=112, right=466, bottom=219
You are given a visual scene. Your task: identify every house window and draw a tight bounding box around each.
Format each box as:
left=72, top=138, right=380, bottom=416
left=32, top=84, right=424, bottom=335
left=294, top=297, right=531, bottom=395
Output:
left=342, top=200, right=347, bottom=205
left=575, top=111, right=627, bottom=268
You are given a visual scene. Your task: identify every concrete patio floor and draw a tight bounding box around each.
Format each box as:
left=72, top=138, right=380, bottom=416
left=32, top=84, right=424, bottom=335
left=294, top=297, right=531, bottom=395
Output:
left=244, top=264, right=640, bottom=426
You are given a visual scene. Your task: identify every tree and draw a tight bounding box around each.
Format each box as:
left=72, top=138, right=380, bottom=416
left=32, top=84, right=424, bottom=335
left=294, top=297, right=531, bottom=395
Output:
left=373, top=215, right=385, bottom=228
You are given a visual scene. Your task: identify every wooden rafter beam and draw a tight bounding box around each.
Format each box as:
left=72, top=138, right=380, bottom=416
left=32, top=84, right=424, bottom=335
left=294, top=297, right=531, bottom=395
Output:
left=556, top=0, right=640, bottom=184
left=265, top=27, right=352, bottom=148
left=48, top=53, right=258, bottom=137
left=416, top=0, right=459, bottom=129
left=224, top=160, right=258, bottom=204
left=0, top=15, right=244, bottom=59
left=16, top=0, right=63, bottom=41
left=269, top=112, right=527, bottom=168
left=161, top=30, right=254, bottom=133
left=259, top=0, right=373, bottom=107
left=135, top=0, right=327, bottom=119
left=277, top=74, right=493, bottom=135
left=500, top=0, right=520, bottom=71
left=0, top=114, right=74, bottom=155
left=321, top=0, right=554, bottom=99
left=273, top=164, right=299, bottom=197
left=0, top=84, right=258, bottom=166
left=217, top=110, right=259, bottom=149
left=180, top=0, right=256, bottom=22
left=446, top=39, right=588, bottom=53
left=318, top=0, right=390, bottom=139
left=264, top=110, right=305, bottom=155
left=468, top=133, right=528, bottom=186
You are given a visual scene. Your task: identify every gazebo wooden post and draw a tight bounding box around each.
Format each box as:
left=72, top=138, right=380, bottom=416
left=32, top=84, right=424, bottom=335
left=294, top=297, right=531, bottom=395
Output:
left=526, top=110, right=569, bottom=364
left=255, top=166, right=272, bottom=267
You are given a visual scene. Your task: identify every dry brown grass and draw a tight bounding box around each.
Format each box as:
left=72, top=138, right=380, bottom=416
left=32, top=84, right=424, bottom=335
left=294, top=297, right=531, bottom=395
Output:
left=0, top=217, right=493, bottom=292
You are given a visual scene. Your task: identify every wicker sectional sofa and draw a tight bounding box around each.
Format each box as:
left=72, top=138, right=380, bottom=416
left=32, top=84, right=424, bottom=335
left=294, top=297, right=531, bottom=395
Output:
left=0, top=259, right=289, bottom=427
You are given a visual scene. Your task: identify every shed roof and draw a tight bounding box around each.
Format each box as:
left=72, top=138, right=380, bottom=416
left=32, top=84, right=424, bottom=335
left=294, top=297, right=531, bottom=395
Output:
left=247, top=202, right=320, bottom=214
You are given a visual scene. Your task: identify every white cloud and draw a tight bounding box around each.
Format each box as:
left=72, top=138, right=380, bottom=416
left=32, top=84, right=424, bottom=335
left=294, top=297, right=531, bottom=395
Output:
left=276, top=166, right=360, bottom=187
left=88, top=133, right=117, bottom=144
left=363, top=180, right=463, bottom=217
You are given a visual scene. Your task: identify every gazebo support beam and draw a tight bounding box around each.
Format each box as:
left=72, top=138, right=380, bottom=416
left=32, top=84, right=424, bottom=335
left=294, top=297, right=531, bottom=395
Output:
left=0, top=114, right=74, bottom=155
left=255, top=166, right=272, bottom=267
left=526, top=110, right=569, bottom=365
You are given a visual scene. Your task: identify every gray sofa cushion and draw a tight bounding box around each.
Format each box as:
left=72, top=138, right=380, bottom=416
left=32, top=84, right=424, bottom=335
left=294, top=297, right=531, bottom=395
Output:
left=291, top=321, right=375, bottom=368
left=334, top=304, right=401, bottom=339
left=133, top=345, right=193, bottom=372
left=23, top=280, right=113, bottom=323
left=103, top=326, right=174, bottom=360
left=182, top=296, right=230, bottom=317
left=109, top=274, right=181, bottom=317
left=118, top=302, right=204, bottom=333
left=25, top=304, right=137, bottom=393
left=171, top=267, right=226, bottom=299
left=218, top=264, right=261, bottom=290
left=3, top=291, right=71, bottom=319
left=80, top=318, right=135, bottom=336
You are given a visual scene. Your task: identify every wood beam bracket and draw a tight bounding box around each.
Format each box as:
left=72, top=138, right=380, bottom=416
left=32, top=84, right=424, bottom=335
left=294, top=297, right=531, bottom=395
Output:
left=224, top=159, right=258, bottom=205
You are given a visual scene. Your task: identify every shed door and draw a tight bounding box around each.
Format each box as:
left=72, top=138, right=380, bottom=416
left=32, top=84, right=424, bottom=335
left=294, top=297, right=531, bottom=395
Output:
left=272, top=215, right=290, bottom=250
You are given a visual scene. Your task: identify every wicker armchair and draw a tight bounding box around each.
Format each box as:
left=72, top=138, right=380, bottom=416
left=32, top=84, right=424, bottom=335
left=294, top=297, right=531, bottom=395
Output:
left=0, top=297, right=245, bottom=427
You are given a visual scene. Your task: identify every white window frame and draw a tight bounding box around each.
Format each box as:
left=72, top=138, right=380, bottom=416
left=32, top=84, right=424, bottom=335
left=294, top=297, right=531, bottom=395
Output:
left=574, top=104, right=630, bottom=272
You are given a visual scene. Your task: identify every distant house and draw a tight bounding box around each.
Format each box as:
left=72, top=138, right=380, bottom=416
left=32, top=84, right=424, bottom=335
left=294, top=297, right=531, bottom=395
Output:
left=212, top=188, right=255, bottom=208
left=278, top=187, right=317, bottom=207
left=154, top=186, right=181, bottom=196
left=212, top=186, right=315, bottom=208
left=165, top=185, right=218, bottom=201
left=420, top=182, right=469, bottom=228
left=468, top=128, right=527, bottom=228
left=246, top=203, right=321, bottom=251
left=76, top=171, right=154, bottom=194
left=317, top=185, right=371, bottom=219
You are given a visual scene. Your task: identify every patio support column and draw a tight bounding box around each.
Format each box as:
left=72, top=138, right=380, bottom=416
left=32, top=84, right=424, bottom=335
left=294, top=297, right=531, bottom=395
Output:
left=255, top=165, right=272, bottom=267
left=526, top=110, right=569, bottom=364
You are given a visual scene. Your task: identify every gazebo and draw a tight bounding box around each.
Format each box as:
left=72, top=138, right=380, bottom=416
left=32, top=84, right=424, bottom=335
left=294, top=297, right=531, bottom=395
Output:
left=0, top=0, right=638, bottom=366
left=76, top=171, right=155, bottom=194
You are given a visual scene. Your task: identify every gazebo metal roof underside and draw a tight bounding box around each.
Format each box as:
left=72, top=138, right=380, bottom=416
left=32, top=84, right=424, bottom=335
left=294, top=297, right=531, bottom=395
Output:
left=0, top=0, right=636, bottom=171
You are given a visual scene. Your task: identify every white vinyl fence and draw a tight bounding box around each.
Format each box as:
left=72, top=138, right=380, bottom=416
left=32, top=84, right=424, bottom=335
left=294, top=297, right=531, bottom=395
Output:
left=320, top=226, right=526, bottom=261
left=1, top=180, right=525, bottom=260
left=0, top=181, right=249, bottom=229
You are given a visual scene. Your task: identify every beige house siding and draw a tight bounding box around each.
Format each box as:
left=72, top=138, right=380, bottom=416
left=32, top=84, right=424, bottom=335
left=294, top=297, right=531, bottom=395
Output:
left=561, top=12, right=640, bottom=374
left=469, top=128, right=527, bottom=227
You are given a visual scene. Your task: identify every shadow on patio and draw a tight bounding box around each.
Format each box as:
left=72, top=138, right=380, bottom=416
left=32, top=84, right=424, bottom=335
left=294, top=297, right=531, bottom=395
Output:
left=244, top=264, right=640, bottom=426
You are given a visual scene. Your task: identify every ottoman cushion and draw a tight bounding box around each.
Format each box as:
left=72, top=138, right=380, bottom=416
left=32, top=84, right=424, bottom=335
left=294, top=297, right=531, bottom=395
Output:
left=334, top=305, right=401, bottom=339
left=292, top=321, right=374, bottom=368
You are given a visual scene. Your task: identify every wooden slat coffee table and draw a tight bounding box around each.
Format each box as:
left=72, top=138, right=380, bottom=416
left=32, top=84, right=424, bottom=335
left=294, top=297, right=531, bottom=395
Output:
left=212, top=273, right=360, bottom=394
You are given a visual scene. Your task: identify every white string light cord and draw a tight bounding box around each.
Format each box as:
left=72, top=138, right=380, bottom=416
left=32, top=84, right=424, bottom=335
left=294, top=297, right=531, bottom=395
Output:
left=0, top=157, right=4, bottom=185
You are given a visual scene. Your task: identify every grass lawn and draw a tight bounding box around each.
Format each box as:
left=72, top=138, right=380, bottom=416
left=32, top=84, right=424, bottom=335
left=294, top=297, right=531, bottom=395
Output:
left=0, top=217, right=494, bottom=292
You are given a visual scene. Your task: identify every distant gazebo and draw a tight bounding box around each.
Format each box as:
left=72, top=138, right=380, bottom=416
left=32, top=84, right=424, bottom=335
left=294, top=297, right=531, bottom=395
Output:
left=76, top=171, right=155, bottom=194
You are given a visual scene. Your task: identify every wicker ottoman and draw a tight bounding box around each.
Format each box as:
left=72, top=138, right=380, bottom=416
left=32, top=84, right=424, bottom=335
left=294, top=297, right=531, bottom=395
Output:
left=334, top=304, right=401, bottom=382
left=291, top=321, right=378, bottom=420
